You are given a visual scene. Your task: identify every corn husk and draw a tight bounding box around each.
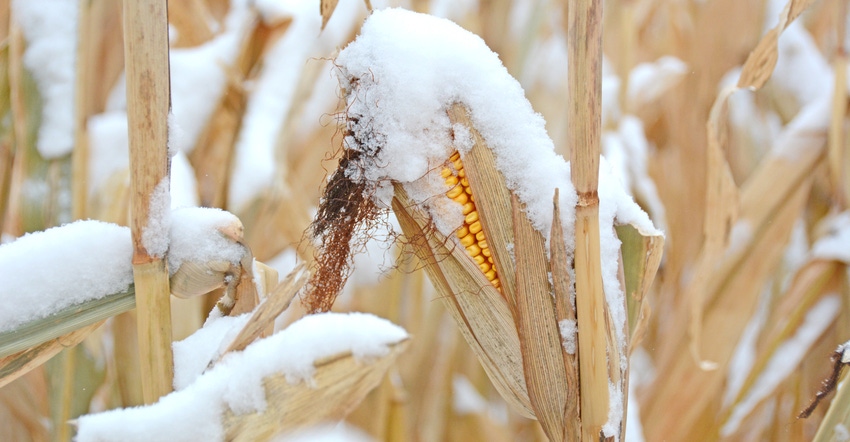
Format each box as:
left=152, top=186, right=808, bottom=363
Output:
left=223, top=339, right=409, bottom=441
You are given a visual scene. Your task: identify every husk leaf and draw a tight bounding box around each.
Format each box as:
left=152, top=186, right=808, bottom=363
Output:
left=222, top=339, right=409, bottom=441
left=511, top=193, right=568, bottom=441
left=392, top=185, right=534, bottom=418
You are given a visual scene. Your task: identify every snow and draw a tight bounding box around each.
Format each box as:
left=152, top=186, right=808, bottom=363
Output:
left=170, top=151, right=200, bottom=208
left=771, top=23, right=832, bottom=107
left=173, top=314, right=251, bottom=390
left=0, top=207, right=255, bottom=334
left=721, top=294, right=841, bottom=436
left=266, top=248, right=299, bottom=278
left=227, top=0, right=362, bottom=212
left=76, top=312, right=408, bottom=442
left=88, top=0, right=254, bottom=195
left=0, top=221, right=133, bottom=333
left=87, top=116, right=197, bottom=207
left=336, top=7, right=660, bottom=241
left=602, top=116, right=668, bottom=233
left=87, top=111, right=130, bottom=196
left=726, top=220, right=753, bottom=258
left=276, top=422, right=375, bottom=442
left=602, top=380, right=624, bottom=439
left=773, top=96, right=830, bottom=161
left=336, top=8, right=578, bottom=241
left=723, top=286, right=770, bottom=406
left=811, top=212, right=850, bottom=264
left=168, top=207, right=247, bottom=275
left=141, top=177, right=172, bottom=258
left=597, top=156, right=660, bottom=380
left=169, top=0, right=254, bottom=154
left=12, top=0, right=77, bottom=159
left=452, top=375, right=488, bottom=415
left=167, top=112, right=186, bottom=157
left=839, top=339, right=850, bottom=364
left=836, top=424, right=850, bottom=442
left=558, top=319, right=577, bottom=355
left=521, top=31, right=569, bottom=92
left=430, top=0, right=477, bottom=20
left=625, top=377, right=646, bottom=442
left=627, top=56, right=688, bottom=109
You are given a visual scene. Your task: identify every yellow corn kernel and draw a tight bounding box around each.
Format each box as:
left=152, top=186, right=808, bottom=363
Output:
left=447, top=185, right=464, bottom=199
left=456, top=225, right=469, bottom=238
left=460, top=234, right=475, bottom=248
left=442, top=152, right=500, bottom=292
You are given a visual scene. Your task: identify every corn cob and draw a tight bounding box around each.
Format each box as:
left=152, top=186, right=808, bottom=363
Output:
left=442, top=151, right=501, bottom=290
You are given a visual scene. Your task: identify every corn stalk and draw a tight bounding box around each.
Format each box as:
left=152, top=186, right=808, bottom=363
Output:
left=123, top=0, right=174, bottom=403
left=567, top=0, right=617, bottom=439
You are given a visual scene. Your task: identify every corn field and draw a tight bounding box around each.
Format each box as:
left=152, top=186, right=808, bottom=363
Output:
left=1, top=0, right=849, bottom=440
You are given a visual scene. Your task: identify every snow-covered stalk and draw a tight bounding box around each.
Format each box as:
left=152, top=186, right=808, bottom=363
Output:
left=124, top=0, right=174, bottom=404
left=568, top=0, right=622, bottom=439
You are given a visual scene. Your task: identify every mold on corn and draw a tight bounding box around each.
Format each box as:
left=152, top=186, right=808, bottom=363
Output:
left=442, top=151, right=501, bottom=290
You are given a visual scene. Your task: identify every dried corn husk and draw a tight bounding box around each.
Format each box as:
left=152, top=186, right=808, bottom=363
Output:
left=223, top=339, right=409, bottom=440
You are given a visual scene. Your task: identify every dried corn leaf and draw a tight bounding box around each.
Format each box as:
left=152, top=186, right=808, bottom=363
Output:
left=694, top=0, right=820, bottom=364
left=167, top=0, right=214, bottom=48
left=512, top=194, right=568, bottom=441
left=549, top=190, right=581, bottom=438
left=615, top=223, right=664, bottom=348
left=643, top=178, right=814, bottom=441
left=687, top=96, right=828, bottom=369
left=320, top=0, right=339, bottom=31
left=393, top=186, right=534, bottom=418
left=223, top=263, right=307, bottom=355
left=812, top=364, right=850, bottom=442
left=223, top=339, right=409, bottom=441
left=737, top=0, right=817, bottom=90
left=721, top=259, right=842, bottom=430
left=0, top=288, right=135, bottom=359
left=229, top=253, right=260, bottom=316
left=0, top=321, right=103, bottom=389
